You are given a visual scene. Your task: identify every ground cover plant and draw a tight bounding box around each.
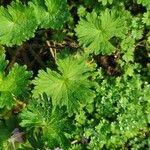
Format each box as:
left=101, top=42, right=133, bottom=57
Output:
left=0, top=0, right=150, bottom=149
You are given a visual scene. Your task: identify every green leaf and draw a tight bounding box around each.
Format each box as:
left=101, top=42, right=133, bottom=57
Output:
left=0, top=52, right=32, bottom=109
left=30, top=0, right=70, bottom=29
left=0, top=51, right=8, bottom=73
left=121, top=35, right=135, bottom=62
left=32, top=54, right=95, bottom=114
left=0, top=2, right=37, bottom=46
left=143, top=11, right=150, bottom=26
left=0, top=45, right=5, bottom=55
left=69, top=144, right=82, bottom=150
left=75, top=9, right=127, bottom=54
left=20, top=94, right=73, bottom=149
left=98, top=0, right=113, bottom=6
left=0, top=122, right=11, bottom=149
left=137, top=0, right=150, bottom=9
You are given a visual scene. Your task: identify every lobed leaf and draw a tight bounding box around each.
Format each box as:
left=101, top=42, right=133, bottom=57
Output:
left=75, top=9, right=127, bottom=54
left=20, top=94, right=73, bottom=149
left=32, top=54, right=95, bottom=115
left=0, top=52, right=32, bottom=109
left=30, top=0, right=70, bottom=29
left=0, top=2, right=37, bottom=46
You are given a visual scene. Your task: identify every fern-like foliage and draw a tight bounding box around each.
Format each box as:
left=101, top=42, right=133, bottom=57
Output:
left=0, top=2, right=37, bottom=46
left=20, top=93, right=73, bottom=149
left=75, top=9, right=127, bottom=54
left=89, top=72, right=149, bottom=149
left=0, top=50, right=32, bottom=109
left=30, top=0, right=70, bottom=29
left=32, top=54, right=95, bottom=114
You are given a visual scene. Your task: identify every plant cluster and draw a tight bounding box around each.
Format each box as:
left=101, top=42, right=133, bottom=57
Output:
left=0, top=0, right=150, bottom=150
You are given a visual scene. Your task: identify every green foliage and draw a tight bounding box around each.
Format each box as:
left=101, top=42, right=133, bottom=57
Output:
left=0, top=0, right=150, bottom=149
left=98, top=0, right=113, bottom=6
left=88, top=73, right=149, bottom=149
left=143, top=11, right=150, bottom=26
left=0, top=116, right=21, bottom=150
left=0, top=122, right=11, bottom=149
left=75, top=9, right=127, bottom=54
left=0, top=2, right=37, bottom=46
left=137, top=0, right=150, bottom=9
left=0, top=0, right=70, bottom=46
left=69, top=144, right=82, bottom=150
left=30, top=0, right=69, bottom=29
left=32, top=54, right=96, bottom=114
left=0, top=50, right=32, bottom=109
left=20, top=93, right=73, bottom=149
